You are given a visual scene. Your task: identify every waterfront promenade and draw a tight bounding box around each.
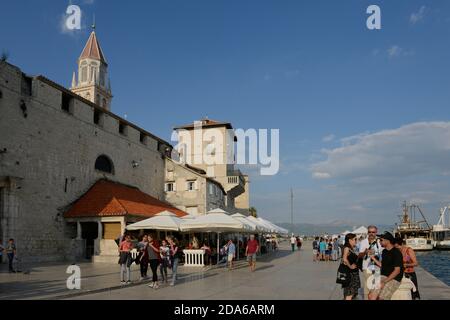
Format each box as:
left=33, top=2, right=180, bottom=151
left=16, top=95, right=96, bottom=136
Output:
left=0, top=242, right=449, bottom=300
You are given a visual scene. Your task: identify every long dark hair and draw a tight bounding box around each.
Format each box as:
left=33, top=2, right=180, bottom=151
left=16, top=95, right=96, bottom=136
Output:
left=344, top=233, right=357, bottom=248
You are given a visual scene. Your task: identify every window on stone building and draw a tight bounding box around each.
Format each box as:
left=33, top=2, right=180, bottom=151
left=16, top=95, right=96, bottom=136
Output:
left=93, top=109, right=103, bottom=126
left=61, top=92, right=73, bottom=114
left=187, top=181, right=196, bottom=191
left=81, top=67, right=87, bottom=82
left=21, top=75, right=32, bottom=96
left=140, top=132, right=147, bottom=145
left=90, top=67, right=96, bottom=83
left=119, top=122, right=127, bottom=136
left=209, top=184, right=214, bottom=195
left=165, top=183, right=175, bottom=192
left=95, top=155, right=114, bottom=174
left=102, top=98, right=107, bottom=109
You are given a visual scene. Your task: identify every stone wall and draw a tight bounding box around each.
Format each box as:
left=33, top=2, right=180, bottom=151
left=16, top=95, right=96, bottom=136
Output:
left=0, top=62, right=168, bottom=263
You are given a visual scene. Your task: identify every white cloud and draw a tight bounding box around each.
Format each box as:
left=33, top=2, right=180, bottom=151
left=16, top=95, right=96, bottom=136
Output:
left=322, top=134, right=335, bottom=142
left=386, top=46, right=414, bottom=59
left=313, top=172, right=331, bottom=179
left=349, top=205, right=366, bottom=212
left=410, top=6, right=426, bottom=25
left=311, top=121, right=450, bottom=180
left=387, top=45, right=402, bottom=58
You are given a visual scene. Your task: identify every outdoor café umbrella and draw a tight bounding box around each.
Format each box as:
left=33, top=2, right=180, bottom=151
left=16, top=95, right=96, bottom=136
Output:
left=126, top=210, right=184, bottom=231
left=258, top=217, right=288, bottom=235
left=179, top=208, right=250, bottom=264
left=231, top=213, right=259, bottom=260
left=246, top=216, right=271, bottom=233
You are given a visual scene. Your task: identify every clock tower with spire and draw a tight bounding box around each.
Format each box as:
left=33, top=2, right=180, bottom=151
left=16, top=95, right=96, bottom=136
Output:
left=71, top=25, right=112, bottom=110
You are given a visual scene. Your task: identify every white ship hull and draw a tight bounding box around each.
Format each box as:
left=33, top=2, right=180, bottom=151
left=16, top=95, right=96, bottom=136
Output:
left=405, top=238, right=433, bottom=251
left=434, top=240, right=450, bottom=250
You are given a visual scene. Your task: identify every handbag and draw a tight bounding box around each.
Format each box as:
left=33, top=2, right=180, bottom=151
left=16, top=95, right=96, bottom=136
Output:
left=135, top=252, right=142, bottom=265
left=336, top=263, right=351, bottom=286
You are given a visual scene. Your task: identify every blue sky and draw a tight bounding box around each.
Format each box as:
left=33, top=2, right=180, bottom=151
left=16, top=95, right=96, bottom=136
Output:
left=2, top=0, right=450, bottom=226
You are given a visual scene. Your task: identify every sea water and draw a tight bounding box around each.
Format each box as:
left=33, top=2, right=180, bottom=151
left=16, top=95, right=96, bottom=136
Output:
left=416, top=250, right=450, bottom=286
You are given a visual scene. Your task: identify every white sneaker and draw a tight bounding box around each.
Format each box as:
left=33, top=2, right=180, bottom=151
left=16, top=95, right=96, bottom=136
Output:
left=154, top=283, right=159, bottom=289
left=148, top=282, right=154, bottom=288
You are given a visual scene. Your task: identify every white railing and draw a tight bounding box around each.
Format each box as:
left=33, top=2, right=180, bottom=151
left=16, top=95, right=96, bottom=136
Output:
left=130, top=249, right=139, bottom=260
left=183, top=249, right=205, bottom=267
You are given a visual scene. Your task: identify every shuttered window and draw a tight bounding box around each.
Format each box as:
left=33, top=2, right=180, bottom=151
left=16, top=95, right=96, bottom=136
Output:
left=103, top=222, right=121, bottom=240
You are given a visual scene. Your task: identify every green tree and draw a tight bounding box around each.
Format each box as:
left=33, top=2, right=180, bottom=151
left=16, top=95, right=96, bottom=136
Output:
left=249, top=207, right=257, bottom=218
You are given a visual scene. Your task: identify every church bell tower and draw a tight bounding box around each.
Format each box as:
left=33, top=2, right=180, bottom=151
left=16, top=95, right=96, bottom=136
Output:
left=71, top=26, right=112, bottom=110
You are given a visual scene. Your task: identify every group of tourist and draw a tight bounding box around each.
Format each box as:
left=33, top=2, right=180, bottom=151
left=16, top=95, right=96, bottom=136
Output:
left=118, top=234, right=181, bottom=289
left=0, top=238, right=17, bottom=273
left=312, top=237, right=341, bottom=262
left=290, top=235, right=303, bottom=252
left=339, top=225, right=420, bottom=300
left=210, top=235, right=261, bottom=272
left=118, top=233, right=263, bottom=287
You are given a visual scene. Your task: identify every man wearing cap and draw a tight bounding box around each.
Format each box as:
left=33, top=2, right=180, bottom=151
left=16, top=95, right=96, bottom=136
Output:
left=368, top=232, right=404, bottom=300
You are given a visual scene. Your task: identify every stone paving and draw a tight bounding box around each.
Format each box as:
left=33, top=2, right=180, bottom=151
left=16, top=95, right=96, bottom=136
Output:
left=1, top=242, right=449, bottom=300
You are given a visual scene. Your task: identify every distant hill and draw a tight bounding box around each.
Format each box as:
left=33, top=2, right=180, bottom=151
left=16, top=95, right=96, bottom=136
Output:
left=276, top=222, right=394, bottom=237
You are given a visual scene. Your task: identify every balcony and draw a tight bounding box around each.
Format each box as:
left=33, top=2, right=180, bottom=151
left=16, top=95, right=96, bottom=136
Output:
left=226, top=170, right=246, bottom=197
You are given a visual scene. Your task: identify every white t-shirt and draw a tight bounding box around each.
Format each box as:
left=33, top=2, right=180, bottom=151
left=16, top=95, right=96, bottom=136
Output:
left=290, top=237, right=296, bottom=244
left=358, top=238, right=383, bottom=271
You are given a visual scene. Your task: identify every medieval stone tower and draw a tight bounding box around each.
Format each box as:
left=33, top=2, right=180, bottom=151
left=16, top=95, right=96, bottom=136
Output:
left=71, top=28, right=112, bottom=110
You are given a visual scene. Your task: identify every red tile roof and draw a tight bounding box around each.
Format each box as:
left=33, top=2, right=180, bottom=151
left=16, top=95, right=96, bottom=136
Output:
left=64, top=179, right=186, bottom=218
left=174, top=118, right=233, bottom=130
left=79, top=31, right=107, bottom=65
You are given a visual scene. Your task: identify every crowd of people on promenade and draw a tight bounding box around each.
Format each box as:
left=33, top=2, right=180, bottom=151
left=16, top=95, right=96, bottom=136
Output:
left=337, top=225, right=420, bottom=301
left=312, top=237, right=341, bottom=262
left=117, top=233, right=265, bottom=287
left=118, top=234, right=182, bottom=289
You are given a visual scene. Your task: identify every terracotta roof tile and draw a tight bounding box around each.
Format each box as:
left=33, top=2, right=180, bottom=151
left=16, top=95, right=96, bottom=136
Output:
left=79, top=31, right=107, bottom=65
left=64, top=179, right=186, bottom=218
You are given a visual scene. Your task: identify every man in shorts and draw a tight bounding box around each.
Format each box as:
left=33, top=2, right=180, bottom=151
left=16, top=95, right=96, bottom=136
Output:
left=226, top=239, right=236, bottom=270
left=245, top=235, right=260, bottom=272
left=368, top=232, right=404, bottom=300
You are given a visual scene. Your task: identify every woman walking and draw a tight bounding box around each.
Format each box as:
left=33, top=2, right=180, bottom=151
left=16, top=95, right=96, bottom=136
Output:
left=118, top=235, right=133, bottom=285
left=341, top=233, right=361, bottom=300
left=159, top=239, right=170, bottom=284
left=138, top=235, right=149, bottom=281
left=147, top=235, right=160, bottom=289
left=395, top=237, right=420, bottom=300
left=168, top=236, right=181, bottom=286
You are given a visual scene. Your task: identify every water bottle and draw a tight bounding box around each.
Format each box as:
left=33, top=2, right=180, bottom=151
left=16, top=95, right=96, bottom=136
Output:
left=374, top=267, right=381, bottom=290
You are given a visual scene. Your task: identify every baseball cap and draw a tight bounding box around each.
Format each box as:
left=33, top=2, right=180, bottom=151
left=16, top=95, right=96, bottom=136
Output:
left=380, top=231, right=395, bottom=243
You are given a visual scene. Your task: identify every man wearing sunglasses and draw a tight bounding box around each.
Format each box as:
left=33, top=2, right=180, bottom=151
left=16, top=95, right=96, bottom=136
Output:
left=358, top=225, right=383, bottom=300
